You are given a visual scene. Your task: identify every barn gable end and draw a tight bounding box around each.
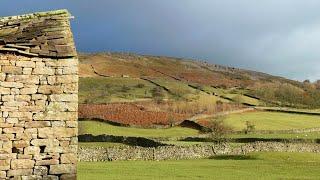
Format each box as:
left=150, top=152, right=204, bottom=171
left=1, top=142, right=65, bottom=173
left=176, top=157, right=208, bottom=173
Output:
left=0, top=9, right=78, bottom=179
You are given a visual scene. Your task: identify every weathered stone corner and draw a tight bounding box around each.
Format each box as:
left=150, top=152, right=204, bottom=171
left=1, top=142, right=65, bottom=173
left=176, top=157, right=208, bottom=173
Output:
left=0, top=9, right=78, bottom=179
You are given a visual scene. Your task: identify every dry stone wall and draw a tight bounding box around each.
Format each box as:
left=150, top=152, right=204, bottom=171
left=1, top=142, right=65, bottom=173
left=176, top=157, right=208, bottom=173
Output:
left=0, top=54, right=78, bottom=179
left=78, top=142, right=320, bottom=162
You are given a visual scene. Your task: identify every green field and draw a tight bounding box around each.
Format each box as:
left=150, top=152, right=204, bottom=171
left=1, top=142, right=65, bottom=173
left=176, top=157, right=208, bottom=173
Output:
left=79, top=77, right=157, bottom=103
left=224, top=111, right=320, bottom=131
left=199, top=85, right=224, bottom=95
left=78, top=152, right=320, bottom=180
left=79, top=77, right=237, bottom=103
left=224, top=93, right=261, bottom=106
left=79, top=120, right=199, bottom=138
left=150, top=78, right=197, bottom=96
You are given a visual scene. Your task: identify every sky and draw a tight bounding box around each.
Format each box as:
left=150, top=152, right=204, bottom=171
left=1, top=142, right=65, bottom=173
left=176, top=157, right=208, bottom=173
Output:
left=1, top=0, right=320, bottom=81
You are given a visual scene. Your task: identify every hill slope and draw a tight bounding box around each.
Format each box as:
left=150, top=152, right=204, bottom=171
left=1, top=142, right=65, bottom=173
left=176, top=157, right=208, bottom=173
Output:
left=79, top=52, right=298, bottom=87
left=79, top=52, right=320, bottom=109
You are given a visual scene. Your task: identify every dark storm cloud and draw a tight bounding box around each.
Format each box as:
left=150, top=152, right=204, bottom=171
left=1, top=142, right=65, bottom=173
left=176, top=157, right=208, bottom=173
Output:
left=1, top=0, right=320, bottom=81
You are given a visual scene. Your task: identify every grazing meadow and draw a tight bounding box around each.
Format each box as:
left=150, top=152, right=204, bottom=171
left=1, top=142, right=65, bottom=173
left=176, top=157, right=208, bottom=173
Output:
left=78, top=152, right=320, bottom=180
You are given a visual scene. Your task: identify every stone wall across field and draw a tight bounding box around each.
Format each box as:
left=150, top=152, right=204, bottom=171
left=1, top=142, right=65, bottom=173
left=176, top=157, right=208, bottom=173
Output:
left=78, top=142, right=320, bottom=162
left=0, top=54, right=78, bottom=179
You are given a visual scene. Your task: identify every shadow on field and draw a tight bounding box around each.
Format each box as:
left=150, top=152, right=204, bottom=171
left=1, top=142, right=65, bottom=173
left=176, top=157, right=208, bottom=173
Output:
left=79, top=134, right=168, bottom=147
left=209, top=155, right=258, bottom=160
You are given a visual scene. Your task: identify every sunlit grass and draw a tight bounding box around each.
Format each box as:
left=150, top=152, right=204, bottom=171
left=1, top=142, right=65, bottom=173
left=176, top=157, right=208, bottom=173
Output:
left=78, top=152, right=320, bottom=180
left=224, top=111, right=320, bottom=131
left=79, top=120, right=199, bottom=138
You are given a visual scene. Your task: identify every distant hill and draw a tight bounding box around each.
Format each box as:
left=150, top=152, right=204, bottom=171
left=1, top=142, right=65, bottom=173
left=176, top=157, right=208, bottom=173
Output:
left=79, top=52, right=320, bottom=109
left=79, top=52, right=299, bottom=87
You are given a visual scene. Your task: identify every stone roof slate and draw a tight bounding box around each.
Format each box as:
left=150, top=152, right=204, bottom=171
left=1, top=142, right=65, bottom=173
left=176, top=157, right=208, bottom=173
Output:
left=0, top=9, right=77, bottom=58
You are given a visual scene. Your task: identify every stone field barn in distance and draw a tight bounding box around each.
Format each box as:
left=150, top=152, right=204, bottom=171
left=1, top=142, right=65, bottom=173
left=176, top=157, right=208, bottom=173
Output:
left=0, top=10, right=78, bottom=179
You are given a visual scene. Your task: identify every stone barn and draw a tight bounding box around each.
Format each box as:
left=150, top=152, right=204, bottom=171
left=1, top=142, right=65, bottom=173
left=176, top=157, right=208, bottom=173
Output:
left=0, top=10, right=78, bottom=179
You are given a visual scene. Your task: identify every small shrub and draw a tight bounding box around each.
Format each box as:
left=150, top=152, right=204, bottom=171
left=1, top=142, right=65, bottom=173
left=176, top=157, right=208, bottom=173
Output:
left=244, top=121, right=255, bottom=134
left=104, top=84, right=111, bottom=89
left=151, top=87, right=165, bottom=103
left=120, top=85, right=131, bottom=92
left=233, top=95, right=243, bottom=105
left=207, top=116, right=232, bottom=142
left=218, top=84, right=227, bottom=89
left=168, top=114, right=175, bottom=127
left=136, top=83, right=145, bottom=88
left=216, top=100, right=223, bottom=105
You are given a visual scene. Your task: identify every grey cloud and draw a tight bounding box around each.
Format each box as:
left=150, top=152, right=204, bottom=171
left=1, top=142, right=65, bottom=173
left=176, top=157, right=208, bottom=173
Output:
left=1, top=0, right=320, bottom=81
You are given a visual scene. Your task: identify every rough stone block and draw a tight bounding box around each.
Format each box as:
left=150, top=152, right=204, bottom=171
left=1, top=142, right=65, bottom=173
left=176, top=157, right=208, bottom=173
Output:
left=49, top=164, right=76, bottom=175
left=11, top=159, right=35, bottom=169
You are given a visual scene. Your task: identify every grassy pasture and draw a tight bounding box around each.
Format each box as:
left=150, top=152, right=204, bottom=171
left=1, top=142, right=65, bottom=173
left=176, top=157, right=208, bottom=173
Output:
left=150, top=78, right=197, bottom=95
left=145, top=78, right=206, bottom=101
left=79, top=77, right=157, bottom=103
left=190, top=85, right=261, bottom=105
left=224, top=111, right=320, bottom=131
left=79, top=77, right=213, bottom=103
left=224, top=93, right=261, bottom=106
left=79, top=120, right=199, bottom=138
left=199, top=85, right=224, bottom=95
left=78, top=152, right=320, bottom=180
left=79, top=77, right=263, bottom=105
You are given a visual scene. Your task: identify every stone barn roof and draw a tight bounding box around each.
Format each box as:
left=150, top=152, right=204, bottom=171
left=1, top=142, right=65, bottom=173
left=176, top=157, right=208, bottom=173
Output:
left=0, top=9, right=77, bottom=58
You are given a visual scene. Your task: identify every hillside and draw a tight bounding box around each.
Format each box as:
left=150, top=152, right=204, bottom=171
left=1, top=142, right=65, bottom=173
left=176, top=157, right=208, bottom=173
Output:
left=78, top=52, right=320, bottom=165
left=79, top=52, right=320, bottom=109
left=79, top=52, right=299, bottom=87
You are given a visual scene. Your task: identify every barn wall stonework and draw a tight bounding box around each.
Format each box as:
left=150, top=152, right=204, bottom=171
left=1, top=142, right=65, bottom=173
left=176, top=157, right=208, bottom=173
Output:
left=0, top=54, right=78, bottom=179
left=0, top=9, right=78, bottom=179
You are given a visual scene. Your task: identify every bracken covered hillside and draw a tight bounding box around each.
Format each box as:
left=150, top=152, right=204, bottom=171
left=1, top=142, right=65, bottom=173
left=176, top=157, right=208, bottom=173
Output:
left=79, top=52, right=296, bottom=87
left=79, top=52, right=320, bottom=109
